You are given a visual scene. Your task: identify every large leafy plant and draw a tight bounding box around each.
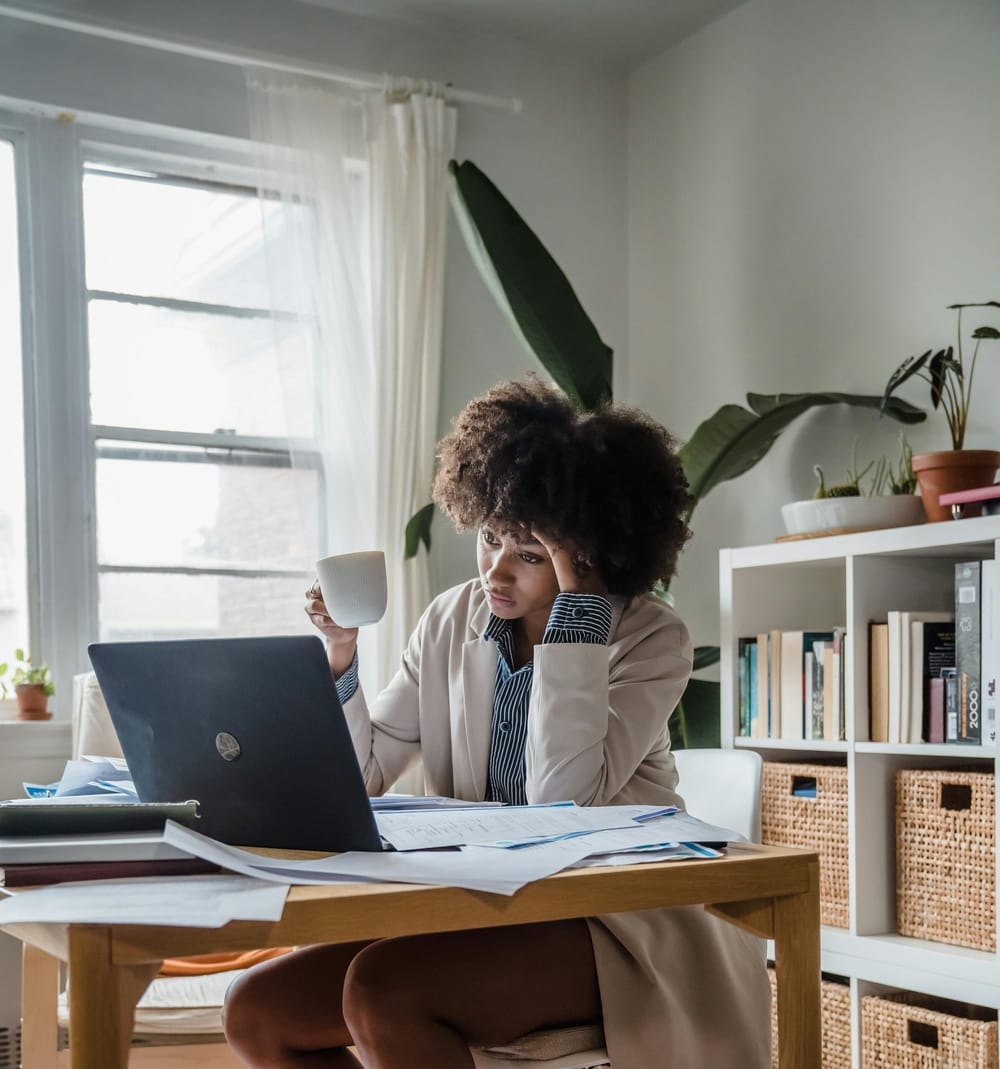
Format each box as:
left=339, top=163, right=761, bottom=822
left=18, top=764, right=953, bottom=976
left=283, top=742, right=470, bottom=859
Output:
left=413, top=160, right=925, bottom=745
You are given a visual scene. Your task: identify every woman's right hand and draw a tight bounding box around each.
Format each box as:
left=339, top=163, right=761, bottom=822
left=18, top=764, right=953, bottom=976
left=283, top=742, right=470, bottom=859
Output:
left=305, top=582, right=359, bottom=678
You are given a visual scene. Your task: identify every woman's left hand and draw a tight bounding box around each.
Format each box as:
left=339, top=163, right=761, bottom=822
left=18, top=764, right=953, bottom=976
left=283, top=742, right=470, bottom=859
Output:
left=532, top=530, right=609, bottom=596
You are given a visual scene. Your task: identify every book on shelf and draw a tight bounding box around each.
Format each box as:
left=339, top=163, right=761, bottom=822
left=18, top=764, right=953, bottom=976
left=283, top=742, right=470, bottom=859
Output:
left=928, top=676, right=946, bottom=744
left=982, top=558, right=999, bottom=747
left=884, top=610, right=953, bottom=744
left=738, top=628, right=841, bottom=740
left=0, top=856, right=220, bottom=888
left=942, top=666, right=959, bottom=742
left=955, top=561, right=982, bottom=743
left=831, top=627, right=846, bottom=741
left=909, top=618, right=956, bottom=743
left=869, top=622, right=890, bottom=743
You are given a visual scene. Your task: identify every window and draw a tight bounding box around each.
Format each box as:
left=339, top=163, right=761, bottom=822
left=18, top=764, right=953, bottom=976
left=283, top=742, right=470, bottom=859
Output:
left=0, top=138, right=28, bottom=658
left=81, top=161, right=322, bottom=640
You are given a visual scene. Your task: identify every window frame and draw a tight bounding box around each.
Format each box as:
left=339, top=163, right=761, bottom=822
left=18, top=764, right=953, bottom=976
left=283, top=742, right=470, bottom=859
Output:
left=5, top=105, right=326, bottom=713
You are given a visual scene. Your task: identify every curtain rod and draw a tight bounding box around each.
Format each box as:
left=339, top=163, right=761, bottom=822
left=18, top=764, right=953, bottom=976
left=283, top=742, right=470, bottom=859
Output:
left=0, top=3, right=523, bottom=114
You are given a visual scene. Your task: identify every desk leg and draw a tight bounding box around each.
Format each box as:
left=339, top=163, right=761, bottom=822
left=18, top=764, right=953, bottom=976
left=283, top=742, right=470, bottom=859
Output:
left=67, top=927, right=161, bottom=1069
left=21, top=944, right=60, bottom=1069
left=772, top=860, right=821, bottom=1069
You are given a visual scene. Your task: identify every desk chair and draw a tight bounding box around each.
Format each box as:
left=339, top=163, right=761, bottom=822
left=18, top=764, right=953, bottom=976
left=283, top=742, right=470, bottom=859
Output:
left=470, top=747, right=765, bottom=1069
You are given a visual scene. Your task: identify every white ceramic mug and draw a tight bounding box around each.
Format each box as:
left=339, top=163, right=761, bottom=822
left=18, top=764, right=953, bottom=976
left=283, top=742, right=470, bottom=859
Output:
left=314, top=550, right=388, bottom=628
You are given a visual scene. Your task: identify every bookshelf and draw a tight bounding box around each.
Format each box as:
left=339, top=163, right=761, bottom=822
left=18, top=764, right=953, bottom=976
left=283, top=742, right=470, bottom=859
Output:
left=720, top=514, right=1000, bottom=1068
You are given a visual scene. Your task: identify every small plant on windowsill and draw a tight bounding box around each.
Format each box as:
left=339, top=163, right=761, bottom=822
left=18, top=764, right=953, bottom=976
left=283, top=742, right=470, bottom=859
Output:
left=0, top=649, right=55, bottom=721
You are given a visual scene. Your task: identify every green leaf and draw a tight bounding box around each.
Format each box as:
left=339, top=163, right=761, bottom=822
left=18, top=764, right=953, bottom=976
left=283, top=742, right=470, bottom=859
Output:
left=404, top=503, right=435, bottom=559
left=929, top=348, right=960, bottom=409
left=670, top=679, right=721, bottom=750
left=880, top=351, right=934, bottom=410
left=973, top=326, right=1000, bottom=340
left=679, top=392, right=926, bottom=513
left=692, top=645, right=720, bottom=672
left=448, top=161, right=613, bottom=412
left=14, top=648, right=23, bottom=663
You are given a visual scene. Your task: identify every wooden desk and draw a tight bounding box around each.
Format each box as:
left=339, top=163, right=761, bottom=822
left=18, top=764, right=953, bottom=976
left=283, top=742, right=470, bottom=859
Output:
left=7, top=842, right=820, bottom=1069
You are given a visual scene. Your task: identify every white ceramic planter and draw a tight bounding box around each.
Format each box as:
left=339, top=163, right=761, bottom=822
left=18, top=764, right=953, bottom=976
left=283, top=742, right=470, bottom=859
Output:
left=780, top=495, right=926, bottom=537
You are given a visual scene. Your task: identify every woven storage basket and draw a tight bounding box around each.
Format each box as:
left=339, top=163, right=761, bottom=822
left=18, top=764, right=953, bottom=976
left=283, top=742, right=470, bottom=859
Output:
left=761, top=762, right=849, bottom=927
left=768, top=967, right=851, bottom=1069
left=862, top=991, right=998, bottom=1068
left=896, top=768, right=995, bottom=951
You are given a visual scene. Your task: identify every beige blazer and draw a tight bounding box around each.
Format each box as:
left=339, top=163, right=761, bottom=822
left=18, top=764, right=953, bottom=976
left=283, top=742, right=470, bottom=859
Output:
left=343, top=579, right=770, bottom=1068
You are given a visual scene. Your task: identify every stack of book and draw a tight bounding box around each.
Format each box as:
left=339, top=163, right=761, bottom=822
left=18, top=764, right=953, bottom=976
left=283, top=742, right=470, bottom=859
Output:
left=737, top=628, right=847, bottom=741
left=867, top=558, right=999, bottom=745
left=0, top=798, right=217, bottom=888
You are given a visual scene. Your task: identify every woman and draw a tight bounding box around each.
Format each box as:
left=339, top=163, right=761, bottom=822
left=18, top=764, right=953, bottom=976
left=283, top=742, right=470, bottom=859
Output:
left=223, top=377, right=769, bottom=1068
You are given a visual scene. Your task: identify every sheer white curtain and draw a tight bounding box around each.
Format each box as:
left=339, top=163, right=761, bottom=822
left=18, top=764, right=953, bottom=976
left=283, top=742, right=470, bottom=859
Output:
left=246, top=71, right=456, bottom=699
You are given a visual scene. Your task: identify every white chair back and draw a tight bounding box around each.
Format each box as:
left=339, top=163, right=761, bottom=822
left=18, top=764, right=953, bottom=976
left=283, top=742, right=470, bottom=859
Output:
left=673, top=747, right=763, bottom=844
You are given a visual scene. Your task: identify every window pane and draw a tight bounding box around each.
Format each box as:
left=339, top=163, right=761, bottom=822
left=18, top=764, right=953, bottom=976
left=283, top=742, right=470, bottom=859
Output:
left=83, top=169, right=287, bottom=309
left=98, top=572, right=313, bottom=641
left=95, top=447, right=321, bottom=570
left=0, top=140, right=28, bottom=658
left=88, top=300, right=314, bottom=437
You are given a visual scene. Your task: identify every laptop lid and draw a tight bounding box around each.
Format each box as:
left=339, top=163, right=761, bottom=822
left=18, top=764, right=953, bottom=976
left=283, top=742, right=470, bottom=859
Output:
left=87, top=635, right=382, bottom=853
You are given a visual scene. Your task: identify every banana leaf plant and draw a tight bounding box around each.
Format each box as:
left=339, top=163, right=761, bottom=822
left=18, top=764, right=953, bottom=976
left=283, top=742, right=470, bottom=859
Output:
left=409, top=160, right=926, bottom=746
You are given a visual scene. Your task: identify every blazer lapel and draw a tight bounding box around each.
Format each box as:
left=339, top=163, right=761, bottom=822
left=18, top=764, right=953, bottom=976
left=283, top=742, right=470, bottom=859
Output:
left=454, top=637, right=497, bottom=801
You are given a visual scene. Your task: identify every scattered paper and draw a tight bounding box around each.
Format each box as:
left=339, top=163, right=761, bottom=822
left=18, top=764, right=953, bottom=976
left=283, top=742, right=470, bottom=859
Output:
left=0, top=874, right=288, bottom=926
left=370, top=795, right=504, bottom=812
left=374, top=803, right=677, bottom=851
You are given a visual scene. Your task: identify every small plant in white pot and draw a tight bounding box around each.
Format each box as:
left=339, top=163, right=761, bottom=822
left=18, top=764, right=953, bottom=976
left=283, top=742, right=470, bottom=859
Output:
left=0, top=649, right=55, bottom=721
left=781, top=438, right=924, bottom=537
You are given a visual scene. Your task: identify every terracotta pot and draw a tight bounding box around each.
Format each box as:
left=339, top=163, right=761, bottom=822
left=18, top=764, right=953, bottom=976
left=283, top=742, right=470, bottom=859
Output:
left=15, top=683, right=52, bottom=721
left=911, top=449, right=1000, bottom=522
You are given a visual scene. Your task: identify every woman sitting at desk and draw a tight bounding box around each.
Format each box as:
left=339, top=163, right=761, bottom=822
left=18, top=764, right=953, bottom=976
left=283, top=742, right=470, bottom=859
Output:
left=223, top=376, right=769, bottom=1068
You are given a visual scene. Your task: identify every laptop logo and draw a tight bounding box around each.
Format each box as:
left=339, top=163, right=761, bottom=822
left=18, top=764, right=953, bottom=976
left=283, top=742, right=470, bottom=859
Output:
left=215, top=732, right=242, bottom=761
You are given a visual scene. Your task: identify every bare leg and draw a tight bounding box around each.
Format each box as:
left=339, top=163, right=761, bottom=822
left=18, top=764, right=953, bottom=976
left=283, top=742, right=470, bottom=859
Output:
left=223, top=940, right=372, bottom=1067
left=223, top=921, right=600, bottom=1069
left=344, top=919, right=600, bottom=1069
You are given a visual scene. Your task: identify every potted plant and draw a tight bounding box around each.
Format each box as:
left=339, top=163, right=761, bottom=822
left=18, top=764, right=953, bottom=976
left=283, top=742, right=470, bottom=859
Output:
left=881, top=301, right=1000, bottom=521
left=780, top=437, right=925, bottom=537
left=0, top=649, right=55, bottom=721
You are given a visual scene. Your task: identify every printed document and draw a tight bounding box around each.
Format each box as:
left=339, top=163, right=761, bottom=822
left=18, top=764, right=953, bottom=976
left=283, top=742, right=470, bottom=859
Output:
left=0, top=874, right=288, bottom=926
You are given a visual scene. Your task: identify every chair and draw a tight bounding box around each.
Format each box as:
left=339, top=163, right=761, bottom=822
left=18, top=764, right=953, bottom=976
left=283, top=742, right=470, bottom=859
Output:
left=470, top=747, right=764, bottom=1069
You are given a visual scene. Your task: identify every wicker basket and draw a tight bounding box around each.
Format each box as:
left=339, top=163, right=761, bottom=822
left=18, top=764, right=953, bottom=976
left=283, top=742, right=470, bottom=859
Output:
left=768, top=967, right=851, bottom=1069
left=761, top=762, right=849, bottom=927
left=896, top=768, right=996, bottom=951
left=862, top=991, right=998, bottom=1068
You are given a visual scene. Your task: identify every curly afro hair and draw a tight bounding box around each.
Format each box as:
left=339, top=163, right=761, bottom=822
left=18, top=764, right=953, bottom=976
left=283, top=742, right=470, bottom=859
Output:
left=432, top=377, right=691, bottom=598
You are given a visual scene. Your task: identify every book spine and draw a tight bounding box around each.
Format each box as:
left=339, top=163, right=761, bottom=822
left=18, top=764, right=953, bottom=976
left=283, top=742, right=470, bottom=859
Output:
left=0, top=857, right=219, bottom=887
left=955, top=561, right=982, bottom=743
left=928, top=676, right=945, bottom=744
left=982, top=559, right=999, bottom=747
left=738, top=638, right=749, bottom=737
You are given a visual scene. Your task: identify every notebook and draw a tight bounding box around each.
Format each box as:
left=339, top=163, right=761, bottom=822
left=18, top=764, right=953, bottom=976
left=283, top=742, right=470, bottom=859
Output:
left=88, top=635, right=382, bottom=853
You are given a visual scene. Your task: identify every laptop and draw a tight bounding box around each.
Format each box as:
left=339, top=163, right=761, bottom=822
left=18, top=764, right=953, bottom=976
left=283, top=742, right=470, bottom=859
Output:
left=87, top=635, right=383, bottom=853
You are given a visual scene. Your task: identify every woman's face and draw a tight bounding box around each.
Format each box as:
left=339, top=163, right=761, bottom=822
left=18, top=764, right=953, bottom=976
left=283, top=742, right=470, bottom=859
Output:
left=477, top=525, right=561, bottom=628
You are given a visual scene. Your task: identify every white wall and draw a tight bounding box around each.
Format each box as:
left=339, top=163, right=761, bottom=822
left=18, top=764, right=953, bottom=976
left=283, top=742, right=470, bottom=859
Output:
left=627, top=0, right=1000, bottom=650
left=0, top=0, right=629, bottom=596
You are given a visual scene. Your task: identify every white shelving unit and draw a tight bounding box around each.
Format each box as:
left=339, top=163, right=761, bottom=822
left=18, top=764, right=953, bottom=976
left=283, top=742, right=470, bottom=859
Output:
left=720, top=514, right=1000, bottom=1069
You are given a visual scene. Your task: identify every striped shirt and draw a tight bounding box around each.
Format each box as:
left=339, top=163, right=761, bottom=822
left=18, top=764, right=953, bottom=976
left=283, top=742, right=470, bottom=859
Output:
left=484, top=592, right=613, bottom=805
left=333, top=591, right=615, bottom=806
